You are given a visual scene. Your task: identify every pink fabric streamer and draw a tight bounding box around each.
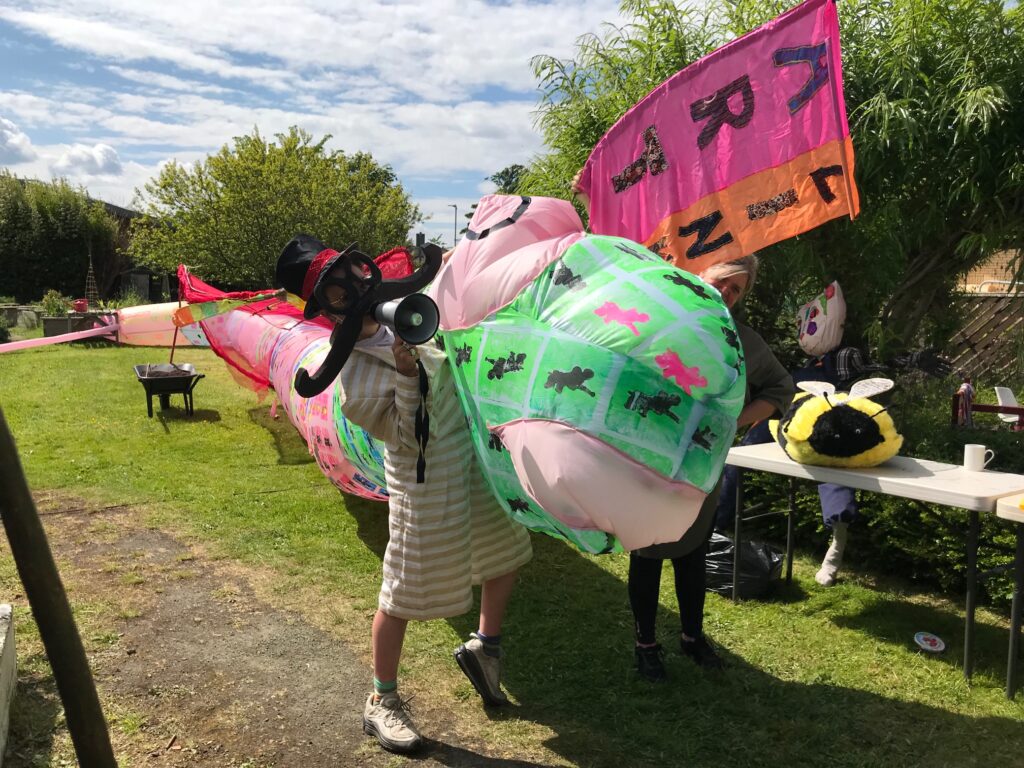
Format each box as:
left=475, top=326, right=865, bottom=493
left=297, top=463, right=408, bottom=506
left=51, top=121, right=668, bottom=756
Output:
left=0, top=323, right=119, bottom=354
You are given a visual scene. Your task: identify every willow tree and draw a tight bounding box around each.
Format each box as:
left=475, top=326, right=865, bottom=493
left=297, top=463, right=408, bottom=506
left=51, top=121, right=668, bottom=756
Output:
left=130, top=127, right=421, bottom=287
left=526, top=0, right=1024, bottom=355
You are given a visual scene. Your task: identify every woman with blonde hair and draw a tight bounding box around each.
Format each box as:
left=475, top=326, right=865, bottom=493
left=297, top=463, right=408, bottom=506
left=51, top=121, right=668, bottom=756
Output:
left=629, top=255, right=794, bottom=680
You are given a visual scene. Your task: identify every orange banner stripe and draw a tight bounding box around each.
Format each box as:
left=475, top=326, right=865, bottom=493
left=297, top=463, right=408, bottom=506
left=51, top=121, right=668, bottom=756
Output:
left=645, top=137, right=859, bottom=274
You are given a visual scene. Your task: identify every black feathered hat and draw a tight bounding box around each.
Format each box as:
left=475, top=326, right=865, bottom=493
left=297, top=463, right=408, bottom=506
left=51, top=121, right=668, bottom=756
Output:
left=275, top=234, right=362, bottom=320
left=276, top=234, right=444, bottom=399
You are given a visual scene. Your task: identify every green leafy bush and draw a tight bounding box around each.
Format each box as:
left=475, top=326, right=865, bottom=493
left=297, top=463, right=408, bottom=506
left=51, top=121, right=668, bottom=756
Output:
left=41, top=289, right=69, bottom=317
left=0, top=295, right=15, bottom=304
left=743, top=376, right=1024, bottom=606
left=115, top=286, right=146, bottom=308
left=96, top=286, right=146, bottom=310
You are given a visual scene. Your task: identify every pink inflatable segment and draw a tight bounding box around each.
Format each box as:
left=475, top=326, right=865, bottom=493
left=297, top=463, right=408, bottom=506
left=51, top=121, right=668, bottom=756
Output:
left=192, top=299, right=389, bottom=501
left=494, top=419, right=706, bottom=551
left=580, top=0, right=850, bottom=241
left=117, top=303, right=207, bottom=347
left=270, top=332, right=385, bottom=499
left=430, top=196, right=586, bottom=330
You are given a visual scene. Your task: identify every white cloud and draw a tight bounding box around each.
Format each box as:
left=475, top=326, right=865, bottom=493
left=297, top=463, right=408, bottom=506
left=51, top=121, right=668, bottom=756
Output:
left=0, top=1, right=632, bottom=223
left=107, top=66, right=232, bottom=96
left=51, top=143, right=123, bottom=176
left=0, top=116, right=36, bottom=162
left=0, top=1, right=624, bottom=102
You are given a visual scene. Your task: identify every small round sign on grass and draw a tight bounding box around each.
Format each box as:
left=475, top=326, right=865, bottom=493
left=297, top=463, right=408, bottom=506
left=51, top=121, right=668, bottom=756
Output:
left=914, top=631, right=946, bottom=653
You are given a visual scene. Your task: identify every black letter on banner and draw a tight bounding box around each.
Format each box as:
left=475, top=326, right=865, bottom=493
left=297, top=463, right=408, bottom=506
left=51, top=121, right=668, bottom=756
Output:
left=747, top=189, right=798, bottom=221
left=611, top=125, right=669, bottom=193
left=809, top=165, right=843, bottom=203
left=773, top=44, right=829, bottom=113
left=678, top=211, right=734, bottom=259
left=689, top=75, right=755, bottom=151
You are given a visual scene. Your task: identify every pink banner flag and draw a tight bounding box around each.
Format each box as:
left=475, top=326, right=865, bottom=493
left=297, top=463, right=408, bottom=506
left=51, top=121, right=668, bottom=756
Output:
left=577, top=0, right=859, bottom=274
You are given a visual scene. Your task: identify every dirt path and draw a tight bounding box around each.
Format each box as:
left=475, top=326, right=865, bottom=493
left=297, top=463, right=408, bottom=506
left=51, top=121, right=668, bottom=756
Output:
left=5, top=495, right=550, bottom=767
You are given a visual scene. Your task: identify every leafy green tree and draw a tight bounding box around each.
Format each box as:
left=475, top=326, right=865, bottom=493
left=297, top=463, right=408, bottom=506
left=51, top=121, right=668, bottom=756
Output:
left=526, top=0, right=1024, bottom=354
left=460, top=164, right=529, bottom=234
left=490, top=164, right=528, bottom=195
left=0, top=173, right=119, bottom=303
left=130, top=127, right=421, bottom=287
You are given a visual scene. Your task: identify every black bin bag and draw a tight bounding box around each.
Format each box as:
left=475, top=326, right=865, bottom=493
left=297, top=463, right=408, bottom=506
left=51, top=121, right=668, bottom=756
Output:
left=704, top=532, right=783, bottom=600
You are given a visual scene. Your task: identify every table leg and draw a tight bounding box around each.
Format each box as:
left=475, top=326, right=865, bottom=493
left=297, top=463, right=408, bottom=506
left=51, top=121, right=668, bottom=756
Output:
left=964, top=509, right=980, bottom=681
left=146, top=394, right=153, bottom=419
left=732, top=469, right=744, bottom=602
left=1007, top=524, right=1024, bottom=699
left=786, top=479, right=796, bottom=585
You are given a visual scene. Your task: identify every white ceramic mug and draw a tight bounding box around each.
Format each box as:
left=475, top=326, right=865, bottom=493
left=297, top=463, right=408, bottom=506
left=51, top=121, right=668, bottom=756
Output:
left=964, top=443, right=995, bottom=472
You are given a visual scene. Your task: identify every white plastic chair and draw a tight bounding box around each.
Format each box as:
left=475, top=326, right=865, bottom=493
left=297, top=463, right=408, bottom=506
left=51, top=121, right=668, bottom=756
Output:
left=994, top=386, right=1022, bottom=427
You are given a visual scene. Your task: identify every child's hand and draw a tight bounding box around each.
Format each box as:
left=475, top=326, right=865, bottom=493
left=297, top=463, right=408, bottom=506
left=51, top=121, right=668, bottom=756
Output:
left=570, top=168, right=590, bottom=212
left=392, top=337, right=419, bottom=377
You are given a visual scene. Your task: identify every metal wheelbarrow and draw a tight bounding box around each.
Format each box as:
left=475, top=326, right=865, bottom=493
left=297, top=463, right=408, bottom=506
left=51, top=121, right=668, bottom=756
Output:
left=133, top=363, right=204, bottom=418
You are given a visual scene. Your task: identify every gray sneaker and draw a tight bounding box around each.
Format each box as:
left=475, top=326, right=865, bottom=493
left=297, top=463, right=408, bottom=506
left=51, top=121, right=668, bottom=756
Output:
left=362, top=692, right=422, bottom=753
left=453, top=632, right=508, bottom=706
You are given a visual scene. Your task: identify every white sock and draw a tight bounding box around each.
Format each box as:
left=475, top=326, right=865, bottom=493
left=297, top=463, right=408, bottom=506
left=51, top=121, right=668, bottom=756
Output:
left=815, top=522, right=849, bottom=586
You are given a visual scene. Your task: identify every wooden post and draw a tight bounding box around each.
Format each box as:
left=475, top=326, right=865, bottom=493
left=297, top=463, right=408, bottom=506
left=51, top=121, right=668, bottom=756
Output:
left=0, top=407, right=117, bottom=766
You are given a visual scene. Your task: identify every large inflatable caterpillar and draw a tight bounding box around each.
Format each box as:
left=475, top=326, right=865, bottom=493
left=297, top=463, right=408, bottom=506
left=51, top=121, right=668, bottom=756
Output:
left=20, top=196, right=746, bottom=552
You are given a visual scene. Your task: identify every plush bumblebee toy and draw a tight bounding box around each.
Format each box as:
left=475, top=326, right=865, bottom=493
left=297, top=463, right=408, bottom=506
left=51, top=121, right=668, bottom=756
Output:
left=769, top=379, right=903, bottom=468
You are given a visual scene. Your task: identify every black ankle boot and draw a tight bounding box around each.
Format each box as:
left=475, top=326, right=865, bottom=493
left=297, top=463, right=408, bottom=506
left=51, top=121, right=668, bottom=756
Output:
left=634, top=644, right=668, bottom=682
left=681, top=635, right=724, bottom=670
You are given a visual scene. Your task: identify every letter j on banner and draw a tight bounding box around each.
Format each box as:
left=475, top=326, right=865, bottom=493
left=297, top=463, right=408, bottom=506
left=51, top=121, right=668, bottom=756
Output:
left=577, top=0, right=860, bottom=274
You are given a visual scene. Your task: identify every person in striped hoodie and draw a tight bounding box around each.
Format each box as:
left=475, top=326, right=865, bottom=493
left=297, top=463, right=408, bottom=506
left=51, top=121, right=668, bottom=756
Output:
left=277, top=236, right=533, bottom=755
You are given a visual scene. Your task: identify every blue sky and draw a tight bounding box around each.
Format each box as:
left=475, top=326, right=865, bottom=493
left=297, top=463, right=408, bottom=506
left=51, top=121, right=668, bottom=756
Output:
left=0, top=0, right=623, bottom=248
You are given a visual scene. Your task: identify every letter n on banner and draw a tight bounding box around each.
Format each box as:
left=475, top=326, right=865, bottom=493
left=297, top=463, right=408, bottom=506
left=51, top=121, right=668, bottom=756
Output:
left=678, top=211, right=734, bottom=259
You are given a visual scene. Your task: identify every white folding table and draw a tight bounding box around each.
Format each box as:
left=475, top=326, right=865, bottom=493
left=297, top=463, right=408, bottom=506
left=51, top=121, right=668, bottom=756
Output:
left=996, top=493, right=1024, bottom=698
left=725, top=442, right=1024, bottom=683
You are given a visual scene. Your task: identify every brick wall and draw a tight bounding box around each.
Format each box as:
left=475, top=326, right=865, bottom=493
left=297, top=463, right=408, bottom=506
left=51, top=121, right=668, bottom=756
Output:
left=961, top=250, right=1021, bottom=292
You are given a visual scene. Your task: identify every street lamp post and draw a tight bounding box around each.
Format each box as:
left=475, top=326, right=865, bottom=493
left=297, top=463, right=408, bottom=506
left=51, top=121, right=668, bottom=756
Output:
left=449, top=203, right=458, bottom=248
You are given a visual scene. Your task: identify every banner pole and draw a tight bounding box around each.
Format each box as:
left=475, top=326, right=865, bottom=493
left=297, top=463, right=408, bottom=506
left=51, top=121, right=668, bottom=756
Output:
left=826, top=5, right=858, bottom=220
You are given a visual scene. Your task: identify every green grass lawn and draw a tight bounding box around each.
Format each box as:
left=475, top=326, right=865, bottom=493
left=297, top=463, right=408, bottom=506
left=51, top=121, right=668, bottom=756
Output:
left=1, top=344, right=1022, bottom=767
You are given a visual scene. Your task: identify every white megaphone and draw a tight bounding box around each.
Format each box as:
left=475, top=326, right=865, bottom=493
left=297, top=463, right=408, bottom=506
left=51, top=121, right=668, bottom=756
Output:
left=372, top=294, right=440, bottom=345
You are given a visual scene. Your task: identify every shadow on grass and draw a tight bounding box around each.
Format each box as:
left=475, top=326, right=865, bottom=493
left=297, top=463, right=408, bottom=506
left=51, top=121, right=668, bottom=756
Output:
left=763, top=577, right=810, bottom=604
left=247, top=406, right=314, bottom=466
left=4, top=662, right=62, bottom=767
left=154, top=409, right=221, bottom=434
left=831, top=595, right=1013, bottom=678
left=339, top=493, right=1024, bottom=768
left=446, top=535, right=1023, bottom=768
left=420, top=741, right=559, bottom=767
left=344, top=493, right=390, bottom=558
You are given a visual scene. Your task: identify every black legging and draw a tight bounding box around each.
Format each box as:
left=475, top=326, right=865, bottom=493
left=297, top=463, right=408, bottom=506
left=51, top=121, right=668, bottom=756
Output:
left=628, top=540, right=708, bottom=644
